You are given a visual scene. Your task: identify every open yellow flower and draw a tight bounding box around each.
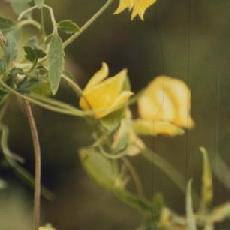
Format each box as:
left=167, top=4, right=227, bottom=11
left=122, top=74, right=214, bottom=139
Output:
left=80, top=63, right=133, bottom=119
left=134, top=76, right=194, bottom=136
left=114, top=0, right=157, bottom=20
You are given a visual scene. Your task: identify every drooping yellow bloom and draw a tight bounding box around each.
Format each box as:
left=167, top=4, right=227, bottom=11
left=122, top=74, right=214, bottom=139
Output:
left=80, top=63, right=133, bottom=119
left=114, top=0, right=157, bottom=20
left=39, top=226, right=56, bottom=230
left=135, top=76, right=194, bottom=136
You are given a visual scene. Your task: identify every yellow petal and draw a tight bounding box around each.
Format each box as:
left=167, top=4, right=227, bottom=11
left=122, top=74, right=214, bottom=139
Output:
left=138, top=84, right=176, bottom=122
left=85, top=62, right=109, bottom=90
left=114, top=0, right=134, bottom=15
left=138, top=75, right=194, bottom=129
left=152, top=76, right=194, bottom=128
left=96, top=91, right=133, bottom=118
left=80, top=69, right=132, bottom=118
left=133, top=119, right=185, bottom=136
left=39, top=226, right=56, bottom=230
left=131, top=0, right=157, bottom=20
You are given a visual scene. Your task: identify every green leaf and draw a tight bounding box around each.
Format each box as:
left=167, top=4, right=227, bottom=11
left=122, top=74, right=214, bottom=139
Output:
left=0, top=17, right=16, bottom=32
left=101, top=109, right=124, bottom=131
left=24, top=46, right=46, bottom=62
left=186, top=180, right=197, bottom=230
left=80, top=147, right=121, bottom=190
left=6, top=0, right=32, bottom=16
left=4, top=31, right=17, bottom=63
left=47, top=34, right=64, bottom=94
left=200, top=147, right=213, bottom=212
left=58, top=20, right=80, bottom=35
left=34, top=0, right=44, bottom=8
left=0, top=59, right=7, bottom=74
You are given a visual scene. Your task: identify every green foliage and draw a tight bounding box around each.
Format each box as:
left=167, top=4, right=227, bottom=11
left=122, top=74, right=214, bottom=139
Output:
left=47, top=34, right=65, bottom=95
left=6, top=0, right=32, bottom=16
left=24, top=46, right=46, bottom=63
left=0, top=124, right=54, bottom=200
left=0, top=1, right=230, bottom=229
left=34, top=0, right=44, bottom=8
left=0, top=16, right=16, bottom=32
left=3, top=31, right=17, bottom=64
left=186, top=180, right=197, bottom=230
left=80, top=147, right=121, bottom=190
left=58, top=20, right=80, bottom=35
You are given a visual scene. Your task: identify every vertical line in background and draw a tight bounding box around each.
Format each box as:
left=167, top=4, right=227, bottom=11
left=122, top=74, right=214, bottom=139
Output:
left=185, top=0, right=192, bottom=184
left=215, top=73, right=220, bottom=173
left=155, top=4, right=166, bottom=72
left=150, top=3, right=166, bottom=222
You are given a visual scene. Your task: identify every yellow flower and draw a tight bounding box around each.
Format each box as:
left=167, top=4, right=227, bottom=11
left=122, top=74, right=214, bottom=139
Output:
left=114, top=0, right=157, bottom=20
left=80, top=63, right=133, bottom=119
left=39, top=226, right=56, bottom=230
left=135, top=76, right=194, bottom=136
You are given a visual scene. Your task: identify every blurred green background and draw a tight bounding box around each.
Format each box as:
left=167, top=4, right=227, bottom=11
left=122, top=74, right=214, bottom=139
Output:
left=0, top=0, right=230, bottom=229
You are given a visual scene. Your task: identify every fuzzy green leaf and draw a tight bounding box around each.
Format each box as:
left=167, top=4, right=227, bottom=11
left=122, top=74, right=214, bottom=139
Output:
left=47, top=34, right=64, bottom=94
left=24, top=46, right=46, bottom=62
left=34, top=0, right=44, bottom=8
left=186, top=180, right=197, bottom=230
left=4, top=31, right=17, bottom=63
left=6, top=0, right=32, bottom=16
left=58, top=20, right=80, bottom=35
left=0, top=17, right=16, bottom=32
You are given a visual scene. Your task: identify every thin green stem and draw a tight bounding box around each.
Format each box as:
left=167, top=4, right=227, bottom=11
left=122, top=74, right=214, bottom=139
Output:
left=142, top=147, right=186, bottom=193
left=122, top=157, right=144, bottom=197
left=0, top=123, right=54, bottom=200
left=24, top=101, right=41, bottom=230
left=18, top=6, right=38, bottom=21
left=44, top=5, right=57, bottom=33
left=0, top=78, right=90, bottom=117
left=62, top=74, right=83, bottom=96
left=17, top=20, right=41, bottom=30
left=63, top=0, right=115, bottom=48
left=40, top=7, right=45, bottom=36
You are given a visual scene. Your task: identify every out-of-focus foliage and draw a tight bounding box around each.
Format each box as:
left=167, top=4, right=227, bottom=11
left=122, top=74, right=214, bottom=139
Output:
left=0, top=0, right=229, bottom=230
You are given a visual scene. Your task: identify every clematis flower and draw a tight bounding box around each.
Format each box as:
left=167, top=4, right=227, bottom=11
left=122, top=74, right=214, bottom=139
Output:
left=134, top=76, right=194, bottom=136
left=114, top=0, right=157, bottom=20
left=80, top=63, right=133, bottom=119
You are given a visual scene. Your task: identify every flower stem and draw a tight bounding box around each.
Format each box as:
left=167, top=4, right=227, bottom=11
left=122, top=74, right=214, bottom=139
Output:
left=17, top=20, right=41, bottom=30
left=63, top=0, right=115, bottom=48
left=18, top=6, right=38, bottom=21
left=142, top=147, right=186, bottom=193
left=0, top=78, right=90, bottom=117
left=24, top=101, right=41, bottom=230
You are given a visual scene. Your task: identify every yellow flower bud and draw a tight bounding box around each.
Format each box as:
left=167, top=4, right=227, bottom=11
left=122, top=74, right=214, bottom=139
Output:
left=39, top=226, right=56, bottom=230
left=114, top=0, right=157, bottom=20
left=135, top=76, right=194, bottom=136
left=80, top=63, right=133, bottom=119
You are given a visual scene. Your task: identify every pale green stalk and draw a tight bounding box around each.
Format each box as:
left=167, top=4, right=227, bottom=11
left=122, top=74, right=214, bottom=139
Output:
left=63, top=0, right=115, bottom=48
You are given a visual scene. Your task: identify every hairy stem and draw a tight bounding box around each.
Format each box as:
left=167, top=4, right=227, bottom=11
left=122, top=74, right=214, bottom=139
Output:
left=24, top=101, right=41, bottom=230
left=63, top=0, right=115, bottom=48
